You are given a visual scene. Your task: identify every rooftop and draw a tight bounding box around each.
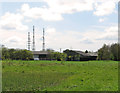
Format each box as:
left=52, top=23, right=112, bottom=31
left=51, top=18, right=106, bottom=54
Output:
left=74, top=51, right=98, bottom=57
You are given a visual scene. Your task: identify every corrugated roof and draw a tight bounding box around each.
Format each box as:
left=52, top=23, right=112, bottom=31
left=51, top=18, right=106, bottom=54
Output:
left=75, top=51, right=90, bottom=56
left=74, top=51, right=98, bottom=57
left=32, top=51, right=49, bottom=55
left=87, top=52, right=98, bottom=56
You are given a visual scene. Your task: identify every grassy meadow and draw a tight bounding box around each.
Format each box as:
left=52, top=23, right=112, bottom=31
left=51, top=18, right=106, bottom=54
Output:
left=2, top=60, right=118, bottom=91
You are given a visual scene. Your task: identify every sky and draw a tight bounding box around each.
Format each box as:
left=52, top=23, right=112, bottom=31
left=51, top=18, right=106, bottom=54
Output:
left=0, top=0, right=118, bottom=52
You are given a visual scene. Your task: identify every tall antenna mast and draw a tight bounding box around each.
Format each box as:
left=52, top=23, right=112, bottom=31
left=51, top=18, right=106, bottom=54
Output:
left=42, top=28, right=45, bottom=51
left=28, top=32, right=30, bottom=51
left=32, top=25, right=35, bottom=51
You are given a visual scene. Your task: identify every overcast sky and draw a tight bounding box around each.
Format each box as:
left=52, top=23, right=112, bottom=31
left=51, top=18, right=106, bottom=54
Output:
left=0, top=0, right=118, bottom=52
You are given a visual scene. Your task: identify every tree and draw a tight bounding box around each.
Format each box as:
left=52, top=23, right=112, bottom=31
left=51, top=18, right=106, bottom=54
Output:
left=47, top=51, right=67, bottom=61
left=19, top=49, right=33, bottom=60
left=8, top=49, right=16, bottom=60
left=110, top=43, right=118, bottom=61
left=2, top=47, right=33, bottom=60
left=59, top=52, right=67, bottom=61
left=98, top=44, right=111, bottom=60
left=63, top=49, right=80, bottom=61
left=97, top=43, right=119, bottom=61
left=0, top=46, right=1, bottom=60
left=2, top=47, right=10, bottom=60
left=46, top=48, right=54, bottom=52
left=85, top=50, right=88, bottom=53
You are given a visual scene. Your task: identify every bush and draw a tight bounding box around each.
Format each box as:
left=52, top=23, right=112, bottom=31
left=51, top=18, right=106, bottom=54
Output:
left=2, top=47, right=33, bottom=60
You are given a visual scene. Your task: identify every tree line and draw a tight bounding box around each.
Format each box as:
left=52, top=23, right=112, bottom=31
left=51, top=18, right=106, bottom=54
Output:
left=1, top=47, right=67, bottom=61
left=97, top=43, right=120, bottom=61
left=1, top=43, right=119, bottom=61
left=1, top=47, right=33, bottom=60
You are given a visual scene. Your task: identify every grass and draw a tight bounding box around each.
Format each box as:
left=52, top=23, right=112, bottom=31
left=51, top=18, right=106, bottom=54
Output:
left=2, top=60, right=118, bottom=91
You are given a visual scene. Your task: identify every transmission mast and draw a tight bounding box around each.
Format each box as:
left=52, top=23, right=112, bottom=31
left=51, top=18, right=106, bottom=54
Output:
left=42, top=28, right=45, bottom=51
left=32, top=25, right=35, bottom=51
left=28, top=32, right=30, bottom=51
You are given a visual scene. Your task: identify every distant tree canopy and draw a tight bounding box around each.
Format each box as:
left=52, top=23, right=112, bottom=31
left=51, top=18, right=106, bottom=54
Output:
left=97, top=43, right=120, bottom=61
left=2, top=47, right=33, bottom=60
left=63, top=49, right=80, bottom=61
left=85, top=50, right=88, bottom=53
left=46, top=48, right=55, bottom=52
left=47, top=50, right=67, bottom=61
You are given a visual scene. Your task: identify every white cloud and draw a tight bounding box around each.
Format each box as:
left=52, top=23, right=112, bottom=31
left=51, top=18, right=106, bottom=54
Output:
left=94, top=1, right=116, bottom=16
left=5, top=36, right=22, bottom=43
left=0, top=8, right=30, bottom=49
left=20, top=0, right=94, bottom=21
left=21, top=4, right=63, bottom=21
left=97, top=25, right=118, bottom=40
left=46, top=27, right=56, bottom=35
left=44, top=27, right=83, bottom=50
left=20, top=0, right=118, bottom=21
left=0, top=12, right=28, bottom=31
left=99, top=18, right=106, bottom=22
left=43, top=0, right=94, bottom=14
left=80, top=38, right=94, bottom=44
left=83, top=25, right=118, bottom=41
left=25, top=19, right=32, bottom=22
left=95, top=0, right=118, bottom=3
left=0, top=29, right=27, bottom=49
left=37, top=25, right=118, bottom=51
left=21, top=3, right=30, bottom=12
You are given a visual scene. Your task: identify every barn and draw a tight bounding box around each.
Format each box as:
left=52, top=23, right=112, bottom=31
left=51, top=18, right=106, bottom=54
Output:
left=64, top=50, right=98, bottom=61
left=75, top=51, right=98, bottom=61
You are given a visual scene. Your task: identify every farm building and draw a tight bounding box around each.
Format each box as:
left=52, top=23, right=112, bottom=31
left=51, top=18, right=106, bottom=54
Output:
left=32, top=50, right=98, bottom=61
left=76, top=51, right=98, bottom=61
left=64, top=50, right=98, bottom=61
left=32, top=51, right=50, bottom=60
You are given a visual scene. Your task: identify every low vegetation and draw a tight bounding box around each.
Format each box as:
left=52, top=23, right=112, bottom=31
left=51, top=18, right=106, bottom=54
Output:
left=2, top=60, right=118, bottom=91
left=2, top=47, right=33, bottom=60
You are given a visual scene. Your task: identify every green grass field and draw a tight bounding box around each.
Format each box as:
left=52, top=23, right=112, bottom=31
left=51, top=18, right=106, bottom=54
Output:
left=2, top=60, right=118, bottom=91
